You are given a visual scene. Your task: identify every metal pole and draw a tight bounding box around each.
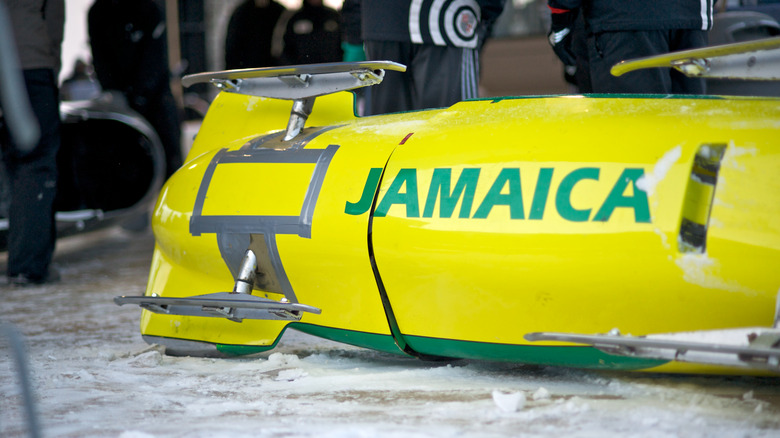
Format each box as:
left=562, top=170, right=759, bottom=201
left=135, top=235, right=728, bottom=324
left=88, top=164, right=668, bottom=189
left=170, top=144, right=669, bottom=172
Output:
left=165, top=0, right=184, bottom=108
left=0, top=2, right=40, bottom=152
left=0, top=323, right=41, bottom=438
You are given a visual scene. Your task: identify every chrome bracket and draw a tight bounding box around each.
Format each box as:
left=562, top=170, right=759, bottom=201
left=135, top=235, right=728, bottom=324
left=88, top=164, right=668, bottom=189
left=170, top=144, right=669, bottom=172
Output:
left=182, top=61, right=407, bottom=141
left=284, top=97, right=315, bottom=141
left=671, top=57, right=711, bottom=76
left=233, top=249, right=258, bottom=294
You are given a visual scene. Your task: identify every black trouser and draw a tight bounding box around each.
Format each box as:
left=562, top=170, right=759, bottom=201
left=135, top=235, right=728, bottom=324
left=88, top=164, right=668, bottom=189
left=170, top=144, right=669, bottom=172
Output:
left=129, top=89, right=182, bottom=178
left=1, top=69, right=60, bottom=280
left=364, top=40, right=479, bottom=115
left=587, top=29, right=708, bottom=94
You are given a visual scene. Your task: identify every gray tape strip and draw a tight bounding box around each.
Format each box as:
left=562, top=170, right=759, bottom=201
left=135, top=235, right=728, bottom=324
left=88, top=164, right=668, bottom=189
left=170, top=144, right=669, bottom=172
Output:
left=191, top=215, right=301, bottom=236
left=191, top=148, right=228, bottom=235
left=299, top=144, right=339, bottom=238
left=218, top=148, right=325, bottom=164
left=186, top=129, right=341, bottom=304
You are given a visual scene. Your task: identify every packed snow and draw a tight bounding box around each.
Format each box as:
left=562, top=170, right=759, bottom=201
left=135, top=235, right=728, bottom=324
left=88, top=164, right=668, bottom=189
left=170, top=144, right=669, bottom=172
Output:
left=1, top=227, right=779, bottom=438
left=635, top=145, right=681, bottom=197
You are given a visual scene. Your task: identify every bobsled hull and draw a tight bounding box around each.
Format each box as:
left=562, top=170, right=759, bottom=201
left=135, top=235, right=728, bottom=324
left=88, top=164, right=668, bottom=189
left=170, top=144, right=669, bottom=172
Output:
left=129, top=88, right=780, bottom=375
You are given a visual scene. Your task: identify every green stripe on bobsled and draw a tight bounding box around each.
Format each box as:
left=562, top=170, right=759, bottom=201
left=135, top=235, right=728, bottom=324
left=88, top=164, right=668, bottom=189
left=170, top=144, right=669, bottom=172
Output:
left=290, top=323, right=409, bottom=356
left=215, top=324, right=668, bottom=370
left=405, top=335, right=669, bottom=371
left=210, top=324, right=403, bottom=357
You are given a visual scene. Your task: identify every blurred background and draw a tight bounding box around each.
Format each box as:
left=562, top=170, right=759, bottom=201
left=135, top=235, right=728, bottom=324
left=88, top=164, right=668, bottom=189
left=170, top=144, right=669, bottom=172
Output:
left=60, top=0, right=572, bottom=104
left=60, top=0, right=780, bottom=112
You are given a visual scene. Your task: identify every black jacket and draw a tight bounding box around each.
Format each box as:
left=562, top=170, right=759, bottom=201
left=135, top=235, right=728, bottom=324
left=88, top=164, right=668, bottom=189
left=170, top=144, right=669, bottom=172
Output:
left=548, top=0, right=714, bottom=33
left=282, top=4, right=343, bottom=64
left=88, top=0, right=170, bottom=102
left=225, top=0, right=286, bottom=69
left=361, top=0, right=505, bottom=48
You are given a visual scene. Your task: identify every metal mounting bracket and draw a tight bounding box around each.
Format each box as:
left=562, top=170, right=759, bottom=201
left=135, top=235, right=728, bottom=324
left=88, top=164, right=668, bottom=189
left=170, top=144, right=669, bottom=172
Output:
left=182, top=61, right=407, bottom=141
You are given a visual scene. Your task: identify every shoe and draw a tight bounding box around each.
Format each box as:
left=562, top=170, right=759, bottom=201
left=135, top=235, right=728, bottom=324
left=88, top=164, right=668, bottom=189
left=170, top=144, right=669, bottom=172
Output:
left=5, top=274, right=40, bottom=287
left=5, top=267, right=60, bottom=287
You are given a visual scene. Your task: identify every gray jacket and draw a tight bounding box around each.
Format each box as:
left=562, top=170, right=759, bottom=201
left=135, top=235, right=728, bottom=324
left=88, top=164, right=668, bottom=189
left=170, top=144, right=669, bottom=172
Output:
left=6, top=0, right=65, bottom=72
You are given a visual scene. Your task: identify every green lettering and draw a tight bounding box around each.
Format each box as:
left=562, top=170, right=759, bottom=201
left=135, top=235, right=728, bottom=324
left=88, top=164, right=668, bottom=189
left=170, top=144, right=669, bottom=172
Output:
left=374, top=168, right=420, bottom=218
left=357, top=166, right=651, bottom=223
left=593, top=168, right=651, bottom=223
left=423, top=168, right=480, bottom=218
left=556, top=167, right=599, bottom=222
left=529, top=168, right=554, bottom=220
left=473, top=168, right=524, bottom=219
left=344, top=168, right=383, bottom=215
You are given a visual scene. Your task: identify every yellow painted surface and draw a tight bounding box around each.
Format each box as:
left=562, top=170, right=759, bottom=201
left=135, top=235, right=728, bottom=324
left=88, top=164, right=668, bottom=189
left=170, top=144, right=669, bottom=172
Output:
left=141, top=91, right=398, bottom=346
left=141, top=90, right=780, bottom=373
left=186, top=91, right=358, bottom=161
left=370, top=97, right=780, bottom=347
left=203, top=162, right=316, bottom=217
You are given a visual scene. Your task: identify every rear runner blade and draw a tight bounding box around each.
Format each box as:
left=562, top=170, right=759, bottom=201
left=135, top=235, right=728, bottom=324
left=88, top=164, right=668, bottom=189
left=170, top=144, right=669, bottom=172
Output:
left=525, top=328, right=780, bottom=373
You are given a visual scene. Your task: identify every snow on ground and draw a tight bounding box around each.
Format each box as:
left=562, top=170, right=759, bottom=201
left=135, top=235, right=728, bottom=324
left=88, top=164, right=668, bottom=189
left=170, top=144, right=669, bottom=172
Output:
left=1, top=227, right=779, bottom=438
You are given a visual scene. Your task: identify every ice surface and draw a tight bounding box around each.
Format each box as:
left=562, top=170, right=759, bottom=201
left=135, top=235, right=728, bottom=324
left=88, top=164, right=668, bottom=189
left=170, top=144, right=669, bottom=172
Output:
left=1, top=227, right=779, bottom=437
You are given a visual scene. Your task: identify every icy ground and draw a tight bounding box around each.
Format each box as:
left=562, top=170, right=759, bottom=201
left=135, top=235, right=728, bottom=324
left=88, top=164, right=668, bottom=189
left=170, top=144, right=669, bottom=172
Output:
left=1, top=227, right=780, bottom=438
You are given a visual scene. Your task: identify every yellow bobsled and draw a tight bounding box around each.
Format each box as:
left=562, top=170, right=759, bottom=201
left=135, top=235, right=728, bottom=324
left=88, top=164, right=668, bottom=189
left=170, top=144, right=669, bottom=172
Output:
left=117, top=41, right=780, bottom=376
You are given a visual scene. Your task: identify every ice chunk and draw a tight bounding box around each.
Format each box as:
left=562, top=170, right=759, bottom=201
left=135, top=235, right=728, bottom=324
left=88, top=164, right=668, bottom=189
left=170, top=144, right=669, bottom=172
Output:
left=492, top=390, right=526, bottom=412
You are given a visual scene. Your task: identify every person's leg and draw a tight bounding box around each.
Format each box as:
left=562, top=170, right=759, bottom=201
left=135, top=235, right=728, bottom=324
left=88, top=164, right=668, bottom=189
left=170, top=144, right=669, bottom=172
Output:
left=670, top=29, right=708, bottom=95
left=572, top=14, right=593, bottom=93
left=411, top=44, right=478, bottom=110
left=588, top=30, right=672, bottom=94
left=145, top=91, right=183, bottom=178
left=459, top=47, right=480, bottom=101
left=6, top=69, right=60, bottom=283
left=364, top=40, right=414, bottom=115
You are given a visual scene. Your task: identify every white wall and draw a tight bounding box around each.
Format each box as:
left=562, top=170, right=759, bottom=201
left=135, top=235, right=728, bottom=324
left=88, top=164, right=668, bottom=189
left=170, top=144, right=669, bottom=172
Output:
left=61, top=0, right=94, bottom=83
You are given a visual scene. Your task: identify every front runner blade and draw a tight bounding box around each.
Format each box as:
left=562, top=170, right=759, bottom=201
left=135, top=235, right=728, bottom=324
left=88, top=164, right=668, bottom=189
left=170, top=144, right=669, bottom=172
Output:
left=115, top=292, right=321, bottom=323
